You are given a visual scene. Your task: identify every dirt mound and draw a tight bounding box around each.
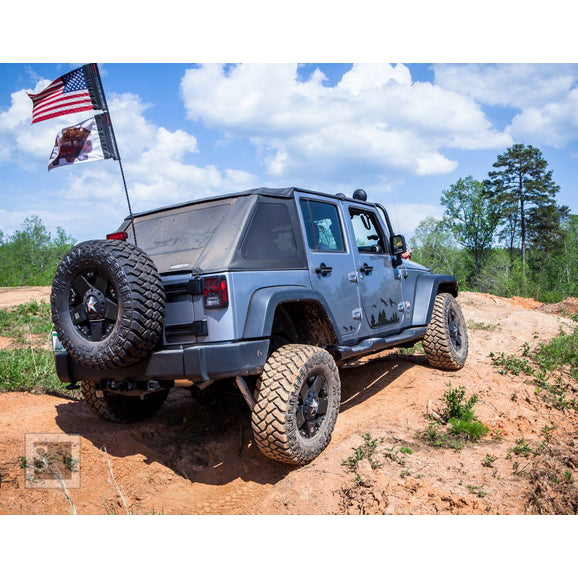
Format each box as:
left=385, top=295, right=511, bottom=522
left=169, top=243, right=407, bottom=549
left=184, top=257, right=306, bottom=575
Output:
left=540, top=297, right=578, bottom=318
left=508, top=296, right=543, bottom=309
left=0, top=290, right=576, bottom=515
left=463, top=291, right=542, bottom=310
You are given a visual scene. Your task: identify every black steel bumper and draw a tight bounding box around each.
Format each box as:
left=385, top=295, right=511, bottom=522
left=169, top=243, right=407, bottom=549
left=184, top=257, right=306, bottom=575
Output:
left=54, top=339, right=270, bottom=384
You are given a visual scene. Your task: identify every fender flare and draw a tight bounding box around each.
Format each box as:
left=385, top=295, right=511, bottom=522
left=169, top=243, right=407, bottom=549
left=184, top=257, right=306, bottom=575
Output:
left=242, top=286, right=340, bottom=340
left=410, top=274, right=458, bottom=326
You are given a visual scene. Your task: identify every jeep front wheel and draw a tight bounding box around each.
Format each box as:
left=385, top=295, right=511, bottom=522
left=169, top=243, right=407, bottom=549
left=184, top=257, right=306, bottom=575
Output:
left=251, top=344, right=341, bottom=465
left=423, top=292, right=468, bottom=370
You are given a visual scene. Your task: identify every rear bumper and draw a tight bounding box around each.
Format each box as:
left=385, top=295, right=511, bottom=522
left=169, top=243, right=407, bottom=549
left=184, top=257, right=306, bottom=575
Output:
left=54, top=339, right=270, bottom=384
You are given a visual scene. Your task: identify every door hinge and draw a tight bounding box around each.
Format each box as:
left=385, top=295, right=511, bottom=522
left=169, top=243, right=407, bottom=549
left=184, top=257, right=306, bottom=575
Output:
left=352, top=308, right=362, bottom=320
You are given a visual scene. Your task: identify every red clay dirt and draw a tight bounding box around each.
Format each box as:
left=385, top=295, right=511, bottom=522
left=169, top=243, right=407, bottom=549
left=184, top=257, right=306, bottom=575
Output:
left=0, top=290, right=576, bottom=515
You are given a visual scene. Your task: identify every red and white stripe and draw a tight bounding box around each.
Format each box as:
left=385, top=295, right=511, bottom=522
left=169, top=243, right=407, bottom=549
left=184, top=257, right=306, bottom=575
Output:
left=29, top=79, right=93, bottom=124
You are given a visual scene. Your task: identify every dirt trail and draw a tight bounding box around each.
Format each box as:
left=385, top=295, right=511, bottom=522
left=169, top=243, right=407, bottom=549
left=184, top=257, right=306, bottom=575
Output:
left=0, top=291, right=576, bottom=515
left=0, top=287, right=51, bottom=309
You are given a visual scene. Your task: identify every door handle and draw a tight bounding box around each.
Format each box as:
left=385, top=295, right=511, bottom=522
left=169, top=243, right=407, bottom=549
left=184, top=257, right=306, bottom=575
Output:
left=359, top=263, right=373, bottom=275
left=315, top=263, right=333, bottom=276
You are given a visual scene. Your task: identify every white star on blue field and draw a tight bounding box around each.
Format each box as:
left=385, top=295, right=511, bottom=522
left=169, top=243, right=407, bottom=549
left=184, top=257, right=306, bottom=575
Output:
left=1, top=63, right=578, bottom=243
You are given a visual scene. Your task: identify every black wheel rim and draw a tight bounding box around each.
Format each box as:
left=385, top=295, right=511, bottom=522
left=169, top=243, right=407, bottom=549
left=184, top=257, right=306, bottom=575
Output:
left=295, top=373, right=329, bottom=439
left=68, top=270, right=118, bottom=342
left=448, top=308, right=463, bottom=350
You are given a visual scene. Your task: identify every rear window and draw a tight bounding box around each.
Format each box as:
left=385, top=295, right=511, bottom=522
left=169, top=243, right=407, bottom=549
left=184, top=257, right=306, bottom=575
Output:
left=132, top=202, right=231, bottom=256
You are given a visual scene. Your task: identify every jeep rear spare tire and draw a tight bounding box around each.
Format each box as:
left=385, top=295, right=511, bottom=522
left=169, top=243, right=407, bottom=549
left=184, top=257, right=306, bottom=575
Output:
left=251, top=344, right=341, bottom=465
left=51, top=240, right=165, bottom=369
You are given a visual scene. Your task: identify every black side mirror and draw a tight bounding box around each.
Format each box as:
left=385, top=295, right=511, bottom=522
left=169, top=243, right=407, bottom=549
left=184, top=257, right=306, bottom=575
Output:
left=390, top=234, right=406, bottom=256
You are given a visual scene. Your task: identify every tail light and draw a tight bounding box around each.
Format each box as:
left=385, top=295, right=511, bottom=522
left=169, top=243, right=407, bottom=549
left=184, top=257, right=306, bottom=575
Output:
left=106, top=231, right=128, bottom=241
left=203, top=276, right=228, bottom=309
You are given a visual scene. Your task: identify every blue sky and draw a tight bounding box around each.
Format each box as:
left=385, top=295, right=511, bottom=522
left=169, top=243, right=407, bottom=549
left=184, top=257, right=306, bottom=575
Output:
left=2, top=62, right=578, bottom=244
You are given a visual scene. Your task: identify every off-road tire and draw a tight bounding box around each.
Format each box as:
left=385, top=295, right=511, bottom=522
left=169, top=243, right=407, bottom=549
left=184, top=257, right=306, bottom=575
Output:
left=251, top=344, right=340, bottom=465
left=51, top=240, right=165, bottom=369
left=423, top=292, right=468, bottom=370
left=81, top=381, right=170, bottom=423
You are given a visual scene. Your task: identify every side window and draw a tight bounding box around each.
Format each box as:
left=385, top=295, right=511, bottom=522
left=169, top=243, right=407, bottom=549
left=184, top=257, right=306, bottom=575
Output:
left=350, top=209, right=387, bottom=254
left=299, top=199, right=345, bottom=252
left=240, top=202, right=299, bottom=260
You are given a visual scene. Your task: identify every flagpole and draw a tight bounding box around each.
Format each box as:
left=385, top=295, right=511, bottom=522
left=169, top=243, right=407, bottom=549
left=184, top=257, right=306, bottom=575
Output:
left=90, top=64, right=138, bottom=246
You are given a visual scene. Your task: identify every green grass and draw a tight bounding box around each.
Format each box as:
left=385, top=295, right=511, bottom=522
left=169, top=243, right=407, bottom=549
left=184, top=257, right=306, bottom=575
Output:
left=341, top=434, right=419, bottom=482
left=489, top=351, right=533, bottom=376
left=511, top=438, right=533, bottom=457
left=0, top=348, right=67, bottom=394
left=0, top=299, right=70, bottom=396
left=533, top=329, right=578, bottom=380
left=0, top=300, right=53, bottom=343
left=439, top=384, right=479, bottom=422
left=449, top=417, right=489, bottom=440
left=418, top=383, right=489, bottom=449
left=398, top=342, right=425, bottom=355
left=490, top=328, right=578, bottom=411
left=418, top=422, right=466, bottom=450
left=482, top=454, right=498, bottom=467
left=466, top=484, right=487, bottom=498
left=342, top=433, right=381, bottom=475
left=383, top=446, right=409, bottom=466
left=467, top=320, right=501, bottom=331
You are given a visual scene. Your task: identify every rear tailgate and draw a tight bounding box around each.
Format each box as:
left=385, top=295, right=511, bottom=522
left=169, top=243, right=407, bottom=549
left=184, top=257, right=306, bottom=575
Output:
left=162, top=273, right=204, bottom=345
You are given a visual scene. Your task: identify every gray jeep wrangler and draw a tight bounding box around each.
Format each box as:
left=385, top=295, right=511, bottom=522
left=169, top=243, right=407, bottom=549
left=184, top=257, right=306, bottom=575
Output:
left=51, top=187, right=468, bottom=465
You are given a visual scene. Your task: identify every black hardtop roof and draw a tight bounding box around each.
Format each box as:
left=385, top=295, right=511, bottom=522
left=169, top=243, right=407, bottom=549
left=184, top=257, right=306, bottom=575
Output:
left=128, top=186, right=376, bottom=220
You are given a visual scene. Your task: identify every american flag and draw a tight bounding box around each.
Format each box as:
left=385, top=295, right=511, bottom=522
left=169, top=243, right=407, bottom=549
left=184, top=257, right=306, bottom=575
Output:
left=28, top=67, right=96, bottom=124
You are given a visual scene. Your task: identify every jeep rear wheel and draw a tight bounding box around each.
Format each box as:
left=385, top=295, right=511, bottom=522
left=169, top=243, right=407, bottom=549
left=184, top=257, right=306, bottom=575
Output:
left=423, top=292, right=468, bottom=370
left=251, top=344, right=341, bottom=465
left=81, top=381, right=170, bottom=423
left=51, top=240, right=165, bottom=369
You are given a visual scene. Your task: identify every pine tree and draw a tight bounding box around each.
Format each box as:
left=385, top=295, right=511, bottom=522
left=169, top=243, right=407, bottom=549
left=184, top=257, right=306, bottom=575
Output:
left=484, top=144, right=562, bottom=291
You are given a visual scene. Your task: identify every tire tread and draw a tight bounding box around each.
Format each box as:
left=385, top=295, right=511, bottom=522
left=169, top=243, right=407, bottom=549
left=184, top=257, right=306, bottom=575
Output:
left=251, top=344, right=340, bottom=465
left=423, top=293, right=468, bottom=370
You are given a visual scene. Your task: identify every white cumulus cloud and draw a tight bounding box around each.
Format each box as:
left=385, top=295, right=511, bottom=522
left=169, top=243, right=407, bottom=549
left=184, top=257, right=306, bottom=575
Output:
left=433, top=63, right=578, bottom=109
left=508, top=88, right=578, bottom=148
left=434, top=63, right=578, bottom=148
left=180, top=63, right=511, bottom=182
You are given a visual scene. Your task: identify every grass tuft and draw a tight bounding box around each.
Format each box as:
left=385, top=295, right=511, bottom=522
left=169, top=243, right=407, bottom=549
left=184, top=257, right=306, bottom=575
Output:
left=418, top=383, right=488, bottom=449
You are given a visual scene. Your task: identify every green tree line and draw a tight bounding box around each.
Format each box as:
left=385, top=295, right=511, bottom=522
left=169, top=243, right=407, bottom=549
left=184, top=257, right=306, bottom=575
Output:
left=1, top=143, right=576, bottom=303
left=0, top=216, right=75, bottom=286
left=411, top=144, right=577, bottom=303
